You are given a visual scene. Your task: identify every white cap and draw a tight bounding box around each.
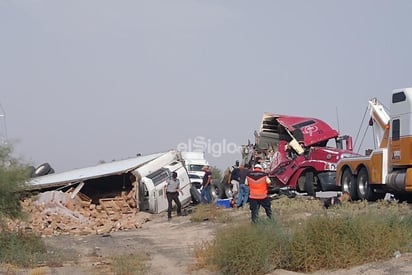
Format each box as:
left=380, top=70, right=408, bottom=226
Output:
left=254, top=164, right=262, bottom=169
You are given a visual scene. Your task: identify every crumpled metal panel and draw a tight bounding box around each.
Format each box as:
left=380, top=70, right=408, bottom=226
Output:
left=260, top=112, right=338, bottom=147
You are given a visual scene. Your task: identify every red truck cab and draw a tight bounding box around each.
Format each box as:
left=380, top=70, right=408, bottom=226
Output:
left=243, top=113, right=358, bottom=196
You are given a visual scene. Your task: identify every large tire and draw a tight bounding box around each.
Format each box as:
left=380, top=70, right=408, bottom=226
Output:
left=357, top=168, right=377, bottom=201
left=47, top=168, right=55, bottom=175
left=190, top=185, right=201, bottom=204
left=305, top=171, right=315, bottom=197
left=211, top=182, right=224, bottom=200
left=341, top=168, right=358, bottom=201
left=33, top=163, right=52, bottom=177
left=224, top=183, right=233, bottom=199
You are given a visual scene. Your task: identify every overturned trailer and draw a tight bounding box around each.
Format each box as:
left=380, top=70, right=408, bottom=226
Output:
left=27, top=150, right=191, bottom=214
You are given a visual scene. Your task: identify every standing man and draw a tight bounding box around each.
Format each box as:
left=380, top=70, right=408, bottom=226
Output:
left=164, top=171, right=183, bottom=221
left=200, top=165, right=213, bottom=203
left=229, top=160, right=240, bottom=203
left=245, top=164, right=272, bottom=223
left=236, top=163, right=251, bottom=208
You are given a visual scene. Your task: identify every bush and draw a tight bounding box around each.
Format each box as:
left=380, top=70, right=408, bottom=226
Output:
left=190, top=204, right=232, bottom=223
left=287, top=211, right=412, bottom=272
left=194, top=198, right=412, bottom=274
left=0, top=231, right=47, bottom=267
left=0, top=144, right=50, bottom=268
left=0, top=144, right=30, bottom=221
left=194, top=220, right=289, bottom=275
left=214, top=221, right=288, bottom=275
left=111, top=253, right=151, bottom=275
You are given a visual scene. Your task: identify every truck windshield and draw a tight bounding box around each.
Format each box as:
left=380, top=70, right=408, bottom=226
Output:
left=188, top=164, right=204, bottom=172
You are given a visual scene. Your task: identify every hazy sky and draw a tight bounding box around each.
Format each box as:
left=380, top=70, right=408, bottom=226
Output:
left=1, top=1, right=412, bottom=172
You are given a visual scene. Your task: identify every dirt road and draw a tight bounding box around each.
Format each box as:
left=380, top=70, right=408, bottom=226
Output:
left=41, top=211, right=219, bottom=274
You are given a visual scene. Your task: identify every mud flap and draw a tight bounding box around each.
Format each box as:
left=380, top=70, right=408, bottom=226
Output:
left=305, top=171, right=315, bottom=197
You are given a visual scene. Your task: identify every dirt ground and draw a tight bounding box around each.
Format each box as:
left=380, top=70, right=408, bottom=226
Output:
left=4, top=207, right=412, bottom=275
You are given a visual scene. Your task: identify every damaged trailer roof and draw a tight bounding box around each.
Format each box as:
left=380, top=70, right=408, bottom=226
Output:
left=27, top=152, right=165, bottom=190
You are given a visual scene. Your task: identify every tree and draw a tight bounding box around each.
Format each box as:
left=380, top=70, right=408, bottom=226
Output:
left=211, top=166, right=222, bottom=181
left=0, top=145, right=30, bottom=220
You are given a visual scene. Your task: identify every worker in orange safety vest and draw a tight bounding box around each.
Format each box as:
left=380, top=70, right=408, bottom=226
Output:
left=245, top=164, right=272, bottom=223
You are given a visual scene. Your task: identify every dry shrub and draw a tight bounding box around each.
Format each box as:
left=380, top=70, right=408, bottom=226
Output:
left=190, top=204, right=232, bottom=223
left=0, top=231, right=48, bottom=268
left=272, top=196, right=323, bottom=215
left=287, top=209, right=412, bottom=272
left=191, top=239, right=218, bottom=272
left=29, top=267, right=48, bottom=275
left=194, top=220, right=288, bottom=275
left=111, top=252, right=150, bottom=275
left=193, top=196, right=412, bottom=274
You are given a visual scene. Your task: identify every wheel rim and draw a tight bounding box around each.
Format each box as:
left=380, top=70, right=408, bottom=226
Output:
left=342, top=171, right=351, bottom=193
left=357, top=169, right=367, bottom=200
left=225, top=186, right=233, bottom=198
left=211, top=186, right=219, bottom=199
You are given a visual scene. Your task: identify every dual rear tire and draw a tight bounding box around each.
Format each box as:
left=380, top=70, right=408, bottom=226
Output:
left=341, top=168, right=381, bottom=201
left=211, top=181, right=233, bottom=200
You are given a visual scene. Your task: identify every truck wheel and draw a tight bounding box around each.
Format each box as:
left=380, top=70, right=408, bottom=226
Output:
left=190, top=185, right=201, bottom=204
left=33, top=163, right=52, bottom=177
left=211, top=182, right=223, bottom=199
left=357, top=168, right=377, bottom=201
left=341, top=168, right=358, bottom=201
left=224, top=184, right=233, bottom=199
left=305, top=171, right=315, bottom=197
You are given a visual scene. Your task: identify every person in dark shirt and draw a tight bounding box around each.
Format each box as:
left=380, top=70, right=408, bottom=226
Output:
left=200, top=166, right=213, bottom=203
left=229, top=160, right=240, bottom=202
left=236, top=163, right=251, bottom=208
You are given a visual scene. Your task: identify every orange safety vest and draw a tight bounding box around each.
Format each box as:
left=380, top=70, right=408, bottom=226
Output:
left=247, top=170, right=268, bottom=200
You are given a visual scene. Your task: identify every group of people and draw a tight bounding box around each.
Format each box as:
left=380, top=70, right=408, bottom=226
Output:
left=164, top=158, right=274, bottom=223
left=164, top=157, right=350, bottom=223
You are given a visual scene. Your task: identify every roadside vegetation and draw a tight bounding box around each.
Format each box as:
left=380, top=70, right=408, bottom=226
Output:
left=192, top=196, right=412, bottom=274
left=0, top=145, right=29, bottom=220
left=111, top=253, right=151, bottom=275
left=0, top=145, right=56, bottom=269
left=190, top=203, right=233, bottom=223
left=211, top=166, right=222, bottom=182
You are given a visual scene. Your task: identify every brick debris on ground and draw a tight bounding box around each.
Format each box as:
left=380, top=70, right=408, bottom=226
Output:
left=5, top=190, right=153, bottom=236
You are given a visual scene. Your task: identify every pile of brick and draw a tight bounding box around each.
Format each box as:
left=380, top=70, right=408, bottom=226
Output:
left=6, top=190, right=153, bottom=236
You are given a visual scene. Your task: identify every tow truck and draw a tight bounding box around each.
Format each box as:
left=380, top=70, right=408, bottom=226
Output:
left=336, top=87, right=412, bottom=201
